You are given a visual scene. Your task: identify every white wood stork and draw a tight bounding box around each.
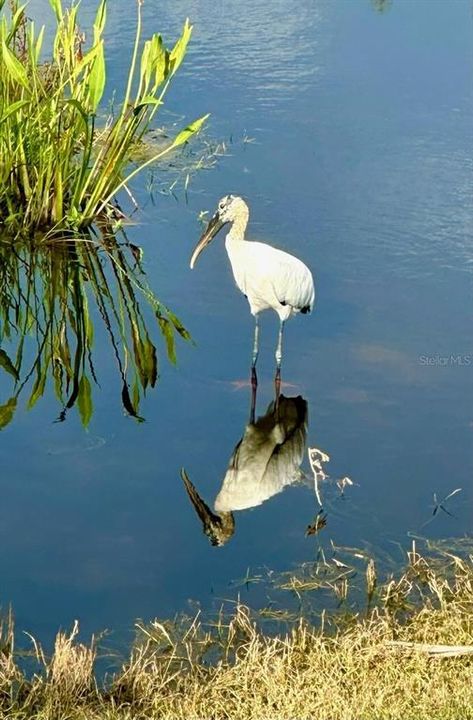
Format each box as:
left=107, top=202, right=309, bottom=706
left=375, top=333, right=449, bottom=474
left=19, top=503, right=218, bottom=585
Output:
left=181, top=392, right=308, bottom=546
left=190, top=195, right=315, bottom=383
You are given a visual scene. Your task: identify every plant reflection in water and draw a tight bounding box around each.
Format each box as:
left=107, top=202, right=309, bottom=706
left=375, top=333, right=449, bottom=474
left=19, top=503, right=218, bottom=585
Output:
left=0, top=230, right=189, bottom=428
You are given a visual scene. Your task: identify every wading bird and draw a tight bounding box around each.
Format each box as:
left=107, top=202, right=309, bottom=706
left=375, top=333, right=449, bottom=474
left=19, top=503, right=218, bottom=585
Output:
left=190, top=195, right=315, bottom=388
left=181, top=391, right=308, bottom=546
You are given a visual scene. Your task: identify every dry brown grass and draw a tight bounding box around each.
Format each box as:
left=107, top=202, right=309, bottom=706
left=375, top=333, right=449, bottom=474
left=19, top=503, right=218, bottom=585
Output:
left=2, top=544, right=473, bottom=719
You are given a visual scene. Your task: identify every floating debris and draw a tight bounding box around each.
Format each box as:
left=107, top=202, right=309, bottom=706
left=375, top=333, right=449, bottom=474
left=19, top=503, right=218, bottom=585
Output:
left=337, top=475, right=354, bottom=495
left=308, top=447, right=330, bottom=505
left=420, top=487, right=463, bottom=529
left=432, top=488, right=462, bottom=517
left=332, top=557, right=351, bottom=569
left=305, top=510, right=327, bottom=537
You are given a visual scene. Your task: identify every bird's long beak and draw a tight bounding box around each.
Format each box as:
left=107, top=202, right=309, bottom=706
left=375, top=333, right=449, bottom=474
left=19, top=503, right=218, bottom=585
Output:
left=180, top=468, right=234, bottom=546
left=189, top=212, right=224, bottom=269
left=181, top=468, right=217, bottom=527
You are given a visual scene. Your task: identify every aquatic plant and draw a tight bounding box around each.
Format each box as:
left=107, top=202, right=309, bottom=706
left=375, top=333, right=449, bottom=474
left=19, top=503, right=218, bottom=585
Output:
left=0, top=233, right=190, bottom=428
left=0, top=0, right=207, bottom=237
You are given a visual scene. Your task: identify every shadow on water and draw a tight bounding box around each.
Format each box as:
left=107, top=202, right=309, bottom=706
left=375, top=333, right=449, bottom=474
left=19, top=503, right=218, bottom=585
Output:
left=0, top=230, right=189, bottom=429
left=181, top=384, right=312, bottom=546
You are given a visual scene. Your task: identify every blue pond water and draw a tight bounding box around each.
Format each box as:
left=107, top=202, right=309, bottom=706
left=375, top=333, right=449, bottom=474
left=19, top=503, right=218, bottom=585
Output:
left=1, top=0, right=472, bottom=648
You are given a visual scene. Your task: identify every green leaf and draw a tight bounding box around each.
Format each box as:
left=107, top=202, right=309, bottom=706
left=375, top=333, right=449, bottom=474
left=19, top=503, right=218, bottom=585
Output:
left=27, top=365, right=47, bottom=409
left=166, top=309, right=192, bottom=341
left=140, top=38, right=152, bottom=90
left=0, top=100, right=29, bottom=127
left=156, top=314, right=176, bottom=365
left=1, top=39, right=29, bottom=90
left=93, top=0, right=107, bottom=39
left=0, top=397, right=17, bottom=430
left=77, top=375, right=93, bottom=428
left=49, top=0, right=63, bottom=22
left=53, top=361, right=65, bottom=404
left=132, top=378, right=140, bottom=413
left=169, top=18, right=192, bottom=77
left=84, top=308, right=94, bottom=346
left=0, top=349, right=19, bottom=381
left=87, top=39, right=106, bottom=112
left=133, top=95, right=161, bottom=116
left=65, top=98, right=89, bottom=127
left=151, top=34, right=168, bottom=89
left=130, top=320, right=146, bottom=389
left=7, top=4, right=28, bottom=43
left=171, top=114, right=209, bottom=149
left=144, top=335, right=158, bottom=387
left=34, top=24, right=45, bottom=62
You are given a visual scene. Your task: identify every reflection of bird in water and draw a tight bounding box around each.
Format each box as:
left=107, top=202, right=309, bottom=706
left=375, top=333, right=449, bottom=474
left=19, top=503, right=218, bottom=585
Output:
left=189, top=195, right=315, bottom=391
left=181, top=393, right=308, bottom=546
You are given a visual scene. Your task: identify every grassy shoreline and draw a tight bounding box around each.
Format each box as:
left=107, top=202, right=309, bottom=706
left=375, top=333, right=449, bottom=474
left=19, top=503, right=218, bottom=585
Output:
left=1, top=544, right=473, bottom=719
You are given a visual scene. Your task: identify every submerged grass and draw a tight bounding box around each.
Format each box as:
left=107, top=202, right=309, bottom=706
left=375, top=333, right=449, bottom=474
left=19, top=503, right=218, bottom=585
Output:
left=0, top=0, right=207, bottom=237
left=1, top=544, right=473, bottom=718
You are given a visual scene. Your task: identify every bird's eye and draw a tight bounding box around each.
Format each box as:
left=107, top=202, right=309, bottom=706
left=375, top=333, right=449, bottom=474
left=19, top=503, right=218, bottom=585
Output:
left=219, top=202, right=225, bottom=210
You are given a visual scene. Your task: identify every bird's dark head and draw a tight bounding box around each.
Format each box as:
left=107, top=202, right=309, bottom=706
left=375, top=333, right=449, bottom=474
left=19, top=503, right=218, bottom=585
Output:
left=190, top=195, right=248, bottom=269
left=180, top=468, right=235, bottom=546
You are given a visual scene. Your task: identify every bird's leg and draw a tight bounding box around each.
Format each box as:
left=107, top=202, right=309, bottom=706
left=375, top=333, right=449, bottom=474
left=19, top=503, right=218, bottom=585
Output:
left=275, top=320, right=284, bottom=370
left=251, top=364, right=258, bottom=391
left=274, top=320, right=284, bottom=402
left=250, top=371, right=257, bottom=424
left=251, top=315, right=260, bottom=369
left=248, top=316, right=260, bottom=423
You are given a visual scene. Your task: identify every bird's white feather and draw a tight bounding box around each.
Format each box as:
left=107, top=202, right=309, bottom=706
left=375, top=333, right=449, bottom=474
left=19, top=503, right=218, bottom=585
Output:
left=226, top=238, right=315, bottom=321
